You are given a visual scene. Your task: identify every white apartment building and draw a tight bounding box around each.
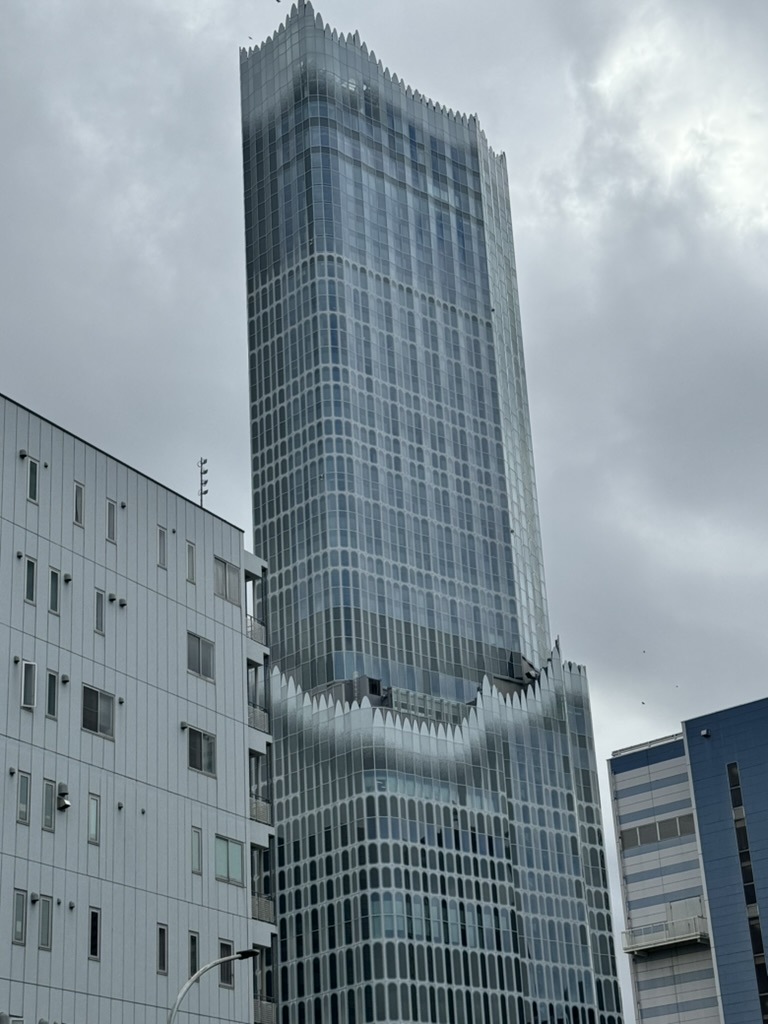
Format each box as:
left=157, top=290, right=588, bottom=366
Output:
left=0, top=393, right=276, bottom=1023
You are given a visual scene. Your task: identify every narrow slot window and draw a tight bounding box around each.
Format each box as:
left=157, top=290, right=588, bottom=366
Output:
left=27, top=457, right=39, bottom=502
left=189, top=931, right=200, bottom=976
left=49, top=568, right=60, bottom=613
left=191, top=826, right=203, bottom=874
left=158, top=526, right=167, bottom=568
left=157, top=924, right=168, bottom=974
left=13, top=890, right=27, bottom=945
left=39, top=895, right=53, bottom=950
left=186, top=541, right=196, bottom=583
left=42, top=779, right=56, bottom=831
left=88, top=794, right=100, bottom=844
left=89, top=907, right=100, bottom=959
left=95, top=589, right=105, bottom=634
left=25, top=557, right=36, bottom=603
left=46, top=671, right=57, bottom=718
left=106, top=499, right=117, bottom=543
left=219, top=940, right=234, bottom=986
left=74, top=482, right=84, bottom=526
left=21, top=662, right=37, bottom=710
left=17, top=771, right=31, bottom=824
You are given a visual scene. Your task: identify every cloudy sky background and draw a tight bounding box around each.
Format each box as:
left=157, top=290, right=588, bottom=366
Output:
left=2, top=1, right=767, bottom=1015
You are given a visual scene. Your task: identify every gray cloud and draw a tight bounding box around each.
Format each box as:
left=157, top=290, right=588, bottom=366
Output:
left=2, top=4, right=766, bottom=1018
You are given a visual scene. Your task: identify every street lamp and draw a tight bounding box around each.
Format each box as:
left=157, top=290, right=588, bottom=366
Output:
left=167, top=948, right=258, bottom=1024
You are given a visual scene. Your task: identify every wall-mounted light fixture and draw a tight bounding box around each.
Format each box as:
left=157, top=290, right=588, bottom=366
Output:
left=63, top=573, right=72, bottom=584
left=19, top=449, right=27, bottom=460
left=108, top=593, right=116, bottom=602
left=57, top=782, right=71, bottom=811
left=180, top=721, right=188, bottom=731
left=61, top=675, right=69, bottom=685
left=119, top=598, right=127, bottom=607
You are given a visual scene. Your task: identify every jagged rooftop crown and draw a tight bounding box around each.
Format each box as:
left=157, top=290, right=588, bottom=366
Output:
left=240, top=1, right=500, bottom=150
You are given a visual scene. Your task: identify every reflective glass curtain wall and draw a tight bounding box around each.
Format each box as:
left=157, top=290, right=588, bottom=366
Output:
left=241, top=5, right=622, bottom=1022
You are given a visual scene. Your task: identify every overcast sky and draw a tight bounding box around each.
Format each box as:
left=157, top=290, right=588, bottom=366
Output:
left=2, top=2, right=766, bottom=1016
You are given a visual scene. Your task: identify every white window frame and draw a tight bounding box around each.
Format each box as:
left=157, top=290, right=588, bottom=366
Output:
left=42, top=778, right=56, bottom=832
left=21, top=661, right=36, bottom=710
left=215, top=835, right=245, bottom=886
left=106, top=499, right=117, bottom=543
left=27, top=456, right=39, bottom=502
left=39, top=894, right=53, bottom=951
left=186, top=541, right=196, bottom=584
left=158, top=525, right=167, bottom=568
left=88, top=793, right=101, bottom=844
left=188, top=727, right=216, bottom=776
left=13, top=889, right=27, bottom=945
left=74, top=481, right=84, bottom=526
left=214, top=556, right=241, bottom=604
left=187, top=631, right=215, bottom=681
left=82, top=684, right=114, bottom=738
left=49, top=567, right=60, bottom=614
left=17, top=771, right=31, bottom=824
left=95, top=589, right=105, bottom=634
left=24, top=556, right=36, bottom=603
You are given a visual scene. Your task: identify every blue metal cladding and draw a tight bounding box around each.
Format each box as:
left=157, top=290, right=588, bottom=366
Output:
left=241, top=5, right=622, bottom=1022
left=685, top=699, right=768, bottom=1023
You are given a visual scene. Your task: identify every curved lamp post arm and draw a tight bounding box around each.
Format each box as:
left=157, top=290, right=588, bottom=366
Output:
left=168, top=948, right=257, bottom=1024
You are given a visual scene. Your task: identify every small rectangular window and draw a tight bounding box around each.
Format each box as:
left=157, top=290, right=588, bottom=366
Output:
left=189, top=931, right=200, bottom=976
left=89, top=907, right=100, bottom=959
left=186, top=542, right=196, bottom=583
left=214, top=556, right=240, bottom=604
left=158, top=526, right=167, bottom=568
left=188, top=728, right=216, bottom=776
left=25, top=556, right=36, bottom=603
left=157, top=924, right=168, bottom=974
left=95, top=589, right=105, bottom=634
left=13, top=890, right=27, bottom=945
left=49, top=568, right=60, bottom=614
left=46, top=671, right=58, bottom=718
left=27, top=457, right=39, bottom=502
left=21, top=662, right=36, bottom=710
left=88, top=794, right=100, bottom=844
left=82, top=685, right=114, bottom=738
left=215, top=835, right=245, bottom=885
left=39, top=895, right=53, bottom=950
left=187, top=632, right=215, bottom=681
left=74, top=482, right=84, bottom=526
left=219, top=940, right=234, bottom=987
left=17, top=771, right=31, bottom=824
left=106, top=499, right=117, bottom=543
left=42, top=779, right=56, bottom=831
left=191, top=826, right=203, bottom=874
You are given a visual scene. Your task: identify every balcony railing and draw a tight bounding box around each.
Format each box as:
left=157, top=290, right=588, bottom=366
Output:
left=250, top=797, right=272, bottom=825
left=254, top=998, right=276, bottom=1024
left=622, top=915, right=709, bottom=954
left=251, top=893, right=275, bottom=924
left=248, top=704, right=270, bottom=732
left=246, top=614, right=267, bottom=644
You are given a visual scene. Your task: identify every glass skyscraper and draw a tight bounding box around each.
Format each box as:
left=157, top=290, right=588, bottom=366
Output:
left=241, top=4, right=623, bottom=1021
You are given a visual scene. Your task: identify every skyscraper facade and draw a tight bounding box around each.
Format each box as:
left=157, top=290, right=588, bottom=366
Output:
left=241, top=5, right=623, bottom=1022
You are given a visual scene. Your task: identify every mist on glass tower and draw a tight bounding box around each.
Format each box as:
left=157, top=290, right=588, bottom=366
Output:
left=241, top=4, right=623, bottom=1022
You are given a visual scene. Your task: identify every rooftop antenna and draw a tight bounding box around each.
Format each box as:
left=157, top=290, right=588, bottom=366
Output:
left=198, top=457, right=209, bottom=508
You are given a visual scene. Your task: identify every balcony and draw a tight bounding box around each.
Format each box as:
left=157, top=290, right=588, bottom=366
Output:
left=254, top=998, right=276, bottom=1024
left=250, top=797, right=272, bottom=825
left=622, top=916, right=709, bottom=954
left=248, top=704, right=270, bottom=732
left=246, top=614, right=267, bottom=645
left=251, top=893, right=275, bottom=924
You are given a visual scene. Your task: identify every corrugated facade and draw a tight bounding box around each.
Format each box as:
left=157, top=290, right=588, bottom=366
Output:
left=0, top=393, right=276, bottom=1023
